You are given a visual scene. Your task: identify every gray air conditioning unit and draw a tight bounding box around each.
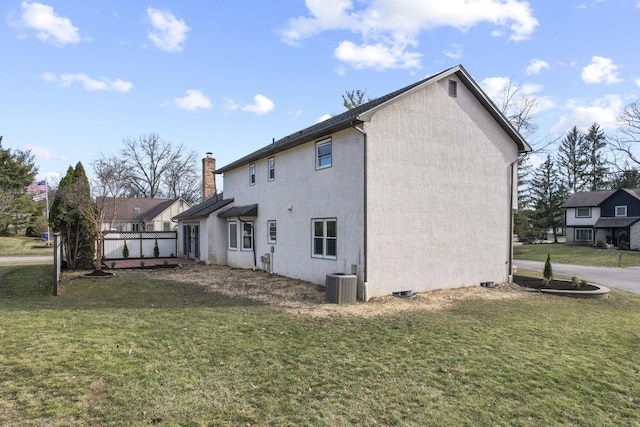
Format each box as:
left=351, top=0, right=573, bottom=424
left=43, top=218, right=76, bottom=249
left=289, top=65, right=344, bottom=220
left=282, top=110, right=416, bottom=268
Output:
left=326, top=273, right=357, bottom=304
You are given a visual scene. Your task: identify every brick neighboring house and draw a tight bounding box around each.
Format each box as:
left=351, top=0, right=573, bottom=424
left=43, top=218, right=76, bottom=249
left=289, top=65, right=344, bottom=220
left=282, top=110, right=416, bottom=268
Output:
left=564, top=188, right=640, bottom=249
left=101, top=197, right=190, bottom=232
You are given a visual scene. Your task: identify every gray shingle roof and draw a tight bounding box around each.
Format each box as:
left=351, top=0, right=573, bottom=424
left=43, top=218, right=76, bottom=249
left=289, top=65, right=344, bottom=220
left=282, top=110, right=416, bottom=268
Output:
left=215, top=64, right=530, bottom=174
left=563, top=190, right=616, bottom=208
left=172, top=192, right=233, bottom=220
left=100, top=197, right=184, bottom=221
left=594, top=217, right=640, bottom=228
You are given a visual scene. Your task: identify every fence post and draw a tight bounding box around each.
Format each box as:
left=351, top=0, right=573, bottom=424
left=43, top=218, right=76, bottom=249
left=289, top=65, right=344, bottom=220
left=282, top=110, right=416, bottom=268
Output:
left=53, top=232, right=61, bottom=296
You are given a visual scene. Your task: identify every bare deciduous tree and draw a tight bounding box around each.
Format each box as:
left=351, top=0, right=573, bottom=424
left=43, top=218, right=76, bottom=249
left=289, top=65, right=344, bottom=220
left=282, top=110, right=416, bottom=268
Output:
left=115, top=133, right=200, bottom=201
left=613, top=101, right=640, bottom=169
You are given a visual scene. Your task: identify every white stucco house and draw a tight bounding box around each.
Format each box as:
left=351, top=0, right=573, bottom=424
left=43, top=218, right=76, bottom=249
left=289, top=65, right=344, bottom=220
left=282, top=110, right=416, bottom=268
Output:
left=174, top=65, right=531, bottom=298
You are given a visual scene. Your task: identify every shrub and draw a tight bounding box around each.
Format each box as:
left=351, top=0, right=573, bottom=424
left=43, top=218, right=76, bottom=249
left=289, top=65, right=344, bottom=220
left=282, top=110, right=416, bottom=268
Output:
left=140, top=261, right=145, bottom=268
left=595, top=240, right=604, bottom=248
left=572, top=276, right=581, bottom=289
left=122, top=240, right=129, bottom=259
left=153, top=239, right=160, bottom=258
left=619, top=241, right=629, bottom=250
left=110, top=261, right=116, bottom=269
left=542, top=253, right=553, bottom=287
left=163, top=260, right=169, bottom=266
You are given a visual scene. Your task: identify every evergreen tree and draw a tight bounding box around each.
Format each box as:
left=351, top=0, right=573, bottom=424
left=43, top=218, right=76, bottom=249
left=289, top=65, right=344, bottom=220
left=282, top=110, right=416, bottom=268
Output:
left=0, top=140, right=39, bottom=235
left=583, top=123, right=609, bottom=191
left=530, top=155, right=567, bottom=243
left=49, top=163, right=95, bottom=269
left=557, top=126, right=588, bottom=193
left=610, top=168, right=640, bottom=189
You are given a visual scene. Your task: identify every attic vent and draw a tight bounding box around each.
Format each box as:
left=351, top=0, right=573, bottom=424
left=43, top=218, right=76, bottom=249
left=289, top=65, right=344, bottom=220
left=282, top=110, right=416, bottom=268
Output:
left=448, top=80, right=457, bottom=97
left=133, top=207, right=141, bottom=213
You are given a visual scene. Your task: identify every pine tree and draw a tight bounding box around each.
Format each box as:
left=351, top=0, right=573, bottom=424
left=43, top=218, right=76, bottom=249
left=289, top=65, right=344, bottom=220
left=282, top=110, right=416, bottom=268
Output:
left=558, top=126, right=588, bottom=193
left=583, top=123, right=609, bottom=191
left=530, top=155, right=567, bottom=243
left=543, top=253, right=553, bottom=286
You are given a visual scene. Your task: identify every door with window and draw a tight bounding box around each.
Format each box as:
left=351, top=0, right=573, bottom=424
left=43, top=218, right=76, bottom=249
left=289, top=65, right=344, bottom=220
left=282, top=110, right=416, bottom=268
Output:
left=183, top=224, right=200, bottom=259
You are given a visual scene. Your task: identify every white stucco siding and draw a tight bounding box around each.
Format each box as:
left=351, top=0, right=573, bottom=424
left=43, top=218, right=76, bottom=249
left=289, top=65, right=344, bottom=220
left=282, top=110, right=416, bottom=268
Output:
left=565, top=207, right=600, bottom=226
left=218, top=127, right=365, bottom=284
left=365, top=76, right=519, bottom=296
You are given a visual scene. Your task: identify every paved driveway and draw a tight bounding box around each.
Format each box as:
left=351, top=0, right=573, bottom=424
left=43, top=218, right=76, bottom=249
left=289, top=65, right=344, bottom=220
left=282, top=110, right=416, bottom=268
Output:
left=515, top=259, right=640, bottom=295
left=0, top=255, right=53, bottom=263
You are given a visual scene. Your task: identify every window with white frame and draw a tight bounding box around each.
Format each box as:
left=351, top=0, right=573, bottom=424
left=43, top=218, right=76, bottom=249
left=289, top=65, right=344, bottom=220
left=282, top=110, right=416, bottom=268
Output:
left=163, top=221, right=171, bottom=231
left=267, top=220, right=276, bottom=244
left=312, top=218, right=337, bottom=259
left=228, top=221, right=238, bottom=250
left=316, top=139, right=332, bottom=170
left=249, top=163, right=256, bottom=185
left=575, top=228, right=593, bottom=242
left=615, top=205, right=627, bottom=217
left=268, top=157, right=275, bottom=181
left=242, top=221, right=254, bottom=250
left=132, top=223, right=140, bottom=232
left=575, top=207, right=591, bottom=218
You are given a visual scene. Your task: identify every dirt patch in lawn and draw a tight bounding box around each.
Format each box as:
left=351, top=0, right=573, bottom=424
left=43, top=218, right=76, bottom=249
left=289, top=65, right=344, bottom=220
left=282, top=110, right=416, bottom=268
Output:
left=143, top=264, right=532, bottom=318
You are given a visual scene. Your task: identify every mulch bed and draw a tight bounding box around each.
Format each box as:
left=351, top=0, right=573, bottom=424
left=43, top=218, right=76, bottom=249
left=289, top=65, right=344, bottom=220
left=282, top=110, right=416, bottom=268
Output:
left=513, top=275, right=600, bottom=291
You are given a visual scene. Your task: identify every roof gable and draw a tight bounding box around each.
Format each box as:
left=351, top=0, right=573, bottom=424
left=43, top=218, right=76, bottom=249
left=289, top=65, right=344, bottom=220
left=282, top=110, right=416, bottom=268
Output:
left=172, top=193, right=233, bottom=220
left=215, top=64, right=530, bottom=174
left=100, top=197, right=185, bottom=222
left=563, top=188, right=640, bottom=208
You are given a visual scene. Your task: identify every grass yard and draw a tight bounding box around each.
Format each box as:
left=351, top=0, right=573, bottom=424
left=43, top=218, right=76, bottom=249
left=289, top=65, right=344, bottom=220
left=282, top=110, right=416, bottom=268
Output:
left=0, top=236, right=53, bottom=256
left=1, top=262, right=640, bottom=426
left=514, top=242, right=640, bottom=268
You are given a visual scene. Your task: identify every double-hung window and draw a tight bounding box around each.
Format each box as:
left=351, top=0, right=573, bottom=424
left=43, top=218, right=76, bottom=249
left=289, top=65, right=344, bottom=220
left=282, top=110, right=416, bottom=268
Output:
left=249, top=163, right=256, bottom=185
left=228, top=221, right=238, bottom=250
left=268, top=157, right=275, bottom=181
left=267, top=220, right=277, bottom=244
left=312, top=218, right=337, bottom=259
left=316, top=139, right=332, bottom=170
left=615, top=205, right=627, bottom=217
left=242, top=221, right=254, bottom=250
left=575, top=228, right=593, bottom=242
left=575, top=207, right=591, bottom=218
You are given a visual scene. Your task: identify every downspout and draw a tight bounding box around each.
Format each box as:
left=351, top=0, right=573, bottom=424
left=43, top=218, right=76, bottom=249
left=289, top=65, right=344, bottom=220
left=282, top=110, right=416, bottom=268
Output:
left=351, top=122, right=368, bottom=301
left=508, top=158, right=519, bottom=282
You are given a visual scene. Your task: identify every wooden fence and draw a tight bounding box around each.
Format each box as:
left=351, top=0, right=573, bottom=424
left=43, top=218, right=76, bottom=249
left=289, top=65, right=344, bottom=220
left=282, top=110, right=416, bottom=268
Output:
left=102, top=231, right=178, bottom=260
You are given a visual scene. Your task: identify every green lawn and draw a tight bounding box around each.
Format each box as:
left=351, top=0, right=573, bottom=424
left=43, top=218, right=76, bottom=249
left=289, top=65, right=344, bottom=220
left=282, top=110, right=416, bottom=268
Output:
left=0, top=236, right=53, bottom=256
left=1, top=262, right=640, bottom=426
left=514, top=242, right=640, bottom=268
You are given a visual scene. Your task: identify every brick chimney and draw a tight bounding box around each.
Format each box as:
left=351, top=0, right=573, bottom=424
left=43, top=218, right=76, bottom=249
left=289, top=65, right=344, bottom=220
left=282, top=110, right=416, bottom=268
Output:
left=202, top=152, right=216, bottom=199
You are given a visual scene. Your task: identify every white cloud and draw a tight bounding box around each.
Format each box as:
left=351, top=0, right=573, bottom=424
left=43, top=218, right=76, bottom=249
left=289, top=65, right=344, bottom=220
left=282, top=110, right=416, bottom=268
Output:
left=13, top=1, right=80, bottom=46
left=636, top=78, right=640, bottom=87
left=581, top=56, right=622, bottom=84
left=551, top=94, right=624, bottom=135
left=146, top=7, right=190, bottom=52
left=480, top=76, right=554, bottom=117
left=526, top=59, right=550, bottom=75
left=173, top=90, right=212, bottom=110
left=280, top=0, right=538, bottom=70
left=317, top=114, right=332, bottom=123
left=334, top=40, right=421, bottom=70
left=444, top=43, right=463, bottom=59
left=43, top=72, right=133, bottom=92
left=241, top=94, right=275, bottom=115
left=25, top=144, right=54, bottom=160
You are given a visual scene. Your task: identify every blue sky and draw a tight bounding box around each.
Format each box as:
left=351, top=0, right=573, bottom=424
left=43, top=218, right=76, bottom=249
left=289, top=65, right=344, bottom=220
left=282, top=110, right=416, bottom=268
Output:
left=1, top=0, right=639, bottom=183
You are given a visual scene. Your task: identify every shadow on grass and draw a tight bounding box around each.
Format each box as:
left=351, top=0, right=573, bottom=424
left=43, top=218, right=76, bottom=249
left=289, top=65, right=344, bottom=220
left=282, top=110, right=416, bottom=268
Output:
left=0, top=266, right=263, bottom=311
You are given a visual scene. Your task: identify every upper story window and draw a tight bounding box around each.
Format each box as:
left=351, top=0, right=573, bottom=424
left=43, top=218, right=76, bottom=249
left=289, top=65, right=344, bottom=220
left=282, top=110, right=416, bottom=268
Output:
left=268, top=157, right=275, bottom=181
left=615, top=205, right=627, bottom=217
left=132, top=223, right=140, bottom=232
left=576, top=207, right=591, bottom=218
left=249, top=163, right=256, bottom=185
left=448, top=80, right=457, bottom=97
left=316, top=139, right=332, bottom=170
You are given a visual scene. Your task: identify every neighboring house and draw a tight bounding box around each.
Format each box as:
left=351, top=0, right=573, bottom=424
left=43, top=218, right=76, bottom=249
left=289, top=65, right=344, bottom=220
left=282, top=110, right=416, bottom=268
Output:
left=564, top=188, right=640, bottom=250
left=101, top=197, right=190, bottom=232
left=175, top=64, right=530, bottom=298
